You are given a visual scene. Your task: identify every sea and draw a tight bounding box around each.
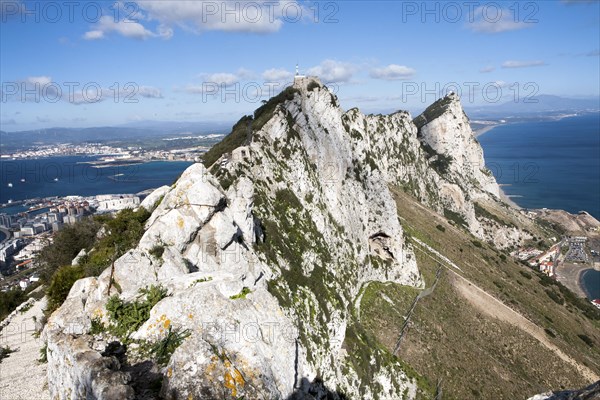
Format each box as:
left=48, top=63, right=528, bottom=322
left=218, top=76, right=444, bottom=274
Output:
left=478, top=114, right=600, bottom=219
left=580, top=269, right=600, bottom=300
left=0, top=155, right=192, bottom=212
left=479, top=113, right=600, bottom=299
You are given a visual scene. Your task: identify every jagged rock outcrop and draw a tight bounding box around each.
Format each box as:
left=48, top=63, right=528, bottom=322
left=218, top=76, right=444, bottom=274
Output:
left=43, top=76, right=528, bottom=399
left=140, top=185, right=170, bottom=211
left=527, top=380, right=600, bottom=400
left=414, top=93, right=500, bottom=198
left=45, top=330, right=135, bottom=400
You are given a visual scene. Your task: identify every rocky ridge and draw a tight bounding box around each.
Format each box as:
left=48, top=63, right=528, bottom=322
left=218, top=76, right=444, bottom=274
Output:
left=43, top=76, right=537, bottom=399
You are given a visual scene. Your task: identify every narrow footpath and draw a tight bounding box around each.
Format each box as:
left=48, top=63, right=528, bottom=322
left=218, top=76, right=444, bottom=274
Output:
left=0, top=298, right=50, bottom=400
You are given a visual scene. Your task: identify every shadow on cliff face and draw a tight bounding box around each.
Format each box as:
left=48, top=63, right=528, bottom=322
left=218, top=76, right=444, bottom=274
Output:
left=123, top=360, right=163, bottom=400
left=286, top=377, right=348, bottom=400
left=541, top=380, right=600, bottom=400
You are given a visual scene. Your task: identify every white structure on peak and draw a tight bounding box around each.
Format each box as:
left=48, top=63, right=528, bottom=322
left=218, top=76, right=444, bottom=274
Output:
left=292, top=63, right=323, bottom=91
left=294, top=63, right=305, bottom=80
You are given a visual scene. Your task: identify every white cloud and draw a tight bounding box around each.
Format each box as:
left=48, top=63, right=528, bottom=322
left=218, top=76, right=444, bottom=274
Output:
left=137, top=86, right=163, bottom=98
left=184, top=70, right=245, bottom=94
left=3, top=76, right=162, bottom=104
left=307, top=60, right=356, bottom=83
left=469, top=19, right=529, bottom=34
left=370, top=64, right=416, bottom=80
left=501, top=60, right=546, bottom=68
left=491, top=80, right=510, bottom=88
left=157, top=24, right=174, bottom=39
left=184, top=85, right=208, bottom=95
left=136, top=0, right=305, bottom=35
left=83, top=16, right=172, bottom=40
left=25, top=76, right=52, bottom=86
left=467, top=6, right=532, bottom=34
left=128, top=114, right=144, bottom=122
left=81, top=1, right=304, bottom=40
left=479, top=66, right=495, bottom=73
left=262, top=68, right=293, bottom=81
left=83, top=30, right=104, bottom=40
left=236, top=68, right=256, bottom=80
left=202, top=72, right=239, bottom=86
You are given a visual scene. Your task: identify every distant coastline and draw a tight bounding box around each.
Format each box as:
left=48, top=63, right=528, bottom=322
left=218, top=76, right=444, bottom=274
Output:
left=477, top=116, right=600, bottom=304
left=497, top=185, right=521, bottom=210
left=476, top=114, right=600, bottom=219
left=473, top=124, right=501, bottom=138
left=1, top=154, right=192, bottom=164
left=0, top=156, right=193, bottom=206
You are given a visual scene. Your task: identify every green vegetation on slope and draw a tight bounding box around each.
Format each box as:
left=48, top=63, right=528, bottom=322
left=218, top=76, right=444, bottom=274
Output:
left=201, top=86, right=300, bottom=169
left=39, top=207, right=152, bottom=316
left=474, top=202, right=516, bottom=227
left=253, top=181, right=433, bottom=396
left=0, top=289, right=27, bottom=320
left=202, top=115, right=253, bottom=168
left=46, top=265, right=85, bottom=313
left=255, top=188, right=337, bottom=318
left=413, top=95, right=456, bottom=131
left=419, top=142, right=453, bottom=175
left=443, top=208, right=467, bottom=228
left=252, top=86, right=299, bottom=131
left=79, top=208, right=151, bottom=276
left=36, top=218, right=100, bottom=281
left=358, top=187, right=600, bottom=400
left=105, top=285, right=168, bottom=341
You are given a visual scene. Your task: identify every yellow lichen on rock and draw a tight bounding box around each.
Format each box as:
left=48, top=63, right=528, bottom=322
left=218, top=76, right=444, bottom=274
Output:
left=223, top=360, right=246, bottom=397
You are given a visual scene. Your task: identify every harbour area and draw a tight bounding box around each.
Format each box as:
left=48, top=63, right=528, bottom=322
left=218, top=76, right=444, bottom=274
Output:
left=0, top=192, right=149, bottom=291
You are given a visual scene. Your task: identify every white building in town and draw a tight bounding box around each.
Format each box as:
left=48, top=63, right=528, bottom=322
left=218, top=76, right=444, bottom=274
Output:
left=96, top=195, right=140, bottom=212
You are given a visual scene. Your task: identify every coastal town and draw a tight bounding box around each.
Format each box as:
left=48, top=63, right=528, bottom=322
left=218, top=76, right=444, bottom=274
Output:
left=0, top=138, right=223, bottom=163
left=511, top=215, right=600, bottom=309
left=0, top=137, right=230, bottom=293
left=0, top=193, right=144, bottom=291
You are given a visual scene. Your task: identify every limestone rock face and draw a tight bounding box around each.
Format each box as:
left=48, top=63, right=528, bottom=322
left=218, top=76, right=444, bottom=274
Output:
left=414, top=93, right=500, bottom=198
left=46, top=330, right=134, bottom=400
left=44, top=77, right=520, bottom=399
left=140, top=185, right=171, bottom=211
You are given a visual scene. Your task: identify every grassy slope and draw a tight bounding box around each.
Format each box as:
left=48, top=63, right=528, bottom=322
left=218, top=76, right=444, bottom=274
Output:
left=360, top=187, right=600, bottom=400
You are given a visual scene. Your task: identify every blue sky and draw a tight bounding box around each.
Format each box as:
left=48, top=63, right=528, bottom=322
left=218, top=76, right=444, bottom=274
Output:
left=1, top=0, right=599, bottom=131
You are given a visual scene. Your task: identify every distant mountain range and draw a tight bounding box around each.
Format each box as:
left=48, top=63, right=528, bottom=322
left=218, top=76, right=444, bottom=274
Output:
left=0, top=121, right=232, bottom=152
left=115, top=120, right=232, bottom=132
left=465, top=95, right=599, bottom=118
